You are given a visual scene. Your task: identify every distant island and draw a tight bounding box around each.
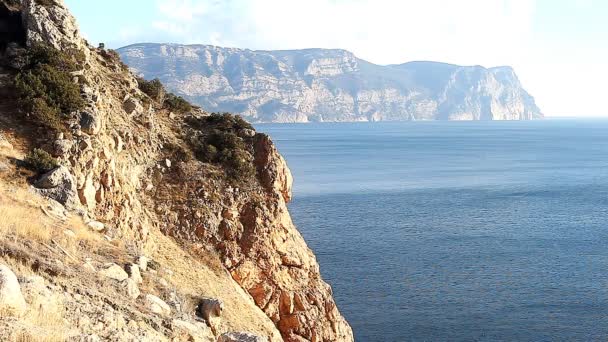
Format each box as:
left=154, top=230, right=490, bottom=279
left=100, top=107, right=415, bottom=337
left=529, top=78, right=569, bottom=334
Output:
left=118, top=44, right=543, bottom=123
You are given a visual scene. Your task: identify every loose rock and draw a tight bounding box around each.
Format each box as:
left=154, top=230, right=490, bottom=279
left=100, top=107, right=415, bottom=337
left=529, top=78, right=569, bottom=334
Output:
left=0, top=264, right=27, bottom=315
left=98, top=263, right=128, bottom=282
left=144, top=294, right=171, bottom=316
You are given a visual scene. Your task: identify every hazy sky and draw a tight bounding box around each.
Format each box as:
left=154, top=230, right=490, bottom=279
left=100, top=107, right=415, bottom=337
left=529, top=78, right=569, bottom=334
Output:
left=65, top=0, right=608, bottom=117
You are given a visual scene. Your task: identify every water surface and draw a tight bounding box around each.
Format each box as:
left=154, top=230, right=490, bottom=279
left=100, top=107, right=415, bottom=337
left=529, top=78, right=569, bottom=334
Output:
left=257, top=120, right=608, bottom=341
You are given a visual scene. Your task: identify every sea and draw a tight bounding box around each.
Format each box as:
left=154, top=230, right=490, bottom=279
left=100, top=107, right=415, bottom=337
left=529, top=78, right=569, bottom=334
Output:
left=256, top=120, right=608, bottom=341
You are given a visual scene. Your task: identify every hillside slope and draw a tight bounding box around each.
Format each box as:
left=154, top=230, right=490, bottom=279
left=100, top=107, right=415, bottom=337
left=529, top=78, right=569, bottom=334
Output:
left=0, top=1, right=352, bottom=341
left=118, top=43, right=543, bottom=123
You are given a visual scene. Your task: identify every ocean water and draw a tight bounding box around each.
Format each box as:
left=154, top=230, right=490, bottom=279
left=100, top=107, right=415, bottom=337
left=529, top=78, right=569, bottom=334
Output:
left=256, top=120, right=608, bottom=342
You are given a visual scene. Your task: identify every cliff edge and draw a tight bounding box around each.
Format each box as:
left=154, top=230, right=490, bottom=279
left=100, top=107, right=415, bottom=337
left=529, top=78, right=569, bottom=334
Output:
left=119, top=44, right=543, bottom=123
left=0, top=1, right=352, bottom=341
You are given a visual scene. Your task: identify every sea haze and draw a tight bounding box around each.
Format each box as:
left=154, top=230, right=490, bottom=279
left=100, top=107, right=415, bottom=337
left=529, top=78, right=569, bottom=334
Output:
left=257, top=120, right=608, bottom=341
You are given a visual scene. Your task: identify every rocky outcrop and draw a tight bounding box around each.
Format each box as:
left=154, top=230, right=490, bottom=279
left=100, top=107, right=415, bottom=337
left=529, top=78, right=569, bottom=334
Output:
left=118, top=43, right=543, bottom=123
left=33, top=166, right=80, bottom=209
left=21, top=0, right=86, bottom=50
left=0, top=264, right=26, bottom=315
left=0, top=0, right=353, bottom=341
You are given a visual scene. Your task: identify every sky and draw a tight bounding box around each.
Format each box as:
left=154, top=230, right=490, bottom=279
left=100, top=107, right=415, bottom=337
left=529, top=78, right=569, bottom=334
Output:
left=64, top=0, right=608, bottom=117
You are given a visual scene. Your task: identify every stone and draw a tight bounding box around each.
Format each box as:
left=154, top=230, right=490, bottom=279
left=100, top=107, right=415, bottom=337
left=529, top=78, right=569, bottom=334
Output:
left=124, top=279, right=140, bottom=299
left=240, top=129, right=256, bottom=138
left=22, top=0, right=87, bottom=51
left=0, top=161, right=8, bottom=173
left=53, top=139, right=73, bottom=157
left=143, top=294, right=171, bottom=316
left=218, top=332, right=268, bottom=342
left=86, top=220, right=105, bottom=232
left=0, top=264, right=26, bottom=315
left=33, top=166, right=80, bottom=209
left=122, top=97, right=142, bottom=115
left=172, top=320, right=215, bottom=342
left=98, top=263, right=128, bottom=282
left=0, top=133, right=12, bottom=150
left=165, top=159, right=172, bottom=168
left=83, top=262, right=96, bottom=273
left=137, top=256, right=149, bottom=272
left=80, top=111, right=102, bottom=135
left=126, top=264, right=143, bottom=284
left=196, top=297, right=224, bottom=323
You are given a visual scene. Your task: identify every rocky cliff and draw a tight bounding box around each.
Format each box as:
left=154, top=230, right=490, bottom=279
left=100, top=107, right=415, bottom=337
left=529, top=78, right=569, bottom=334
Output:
left=118, top=44, right=543, bottom=123
left=0, top=1, right=352, bottom=341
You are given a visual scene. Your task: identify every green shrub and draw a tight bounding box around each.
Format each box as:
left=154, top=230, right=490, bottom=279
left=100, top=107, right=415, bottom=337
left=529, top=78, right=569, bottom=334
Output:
left=164, top=93, right=192, bottom=113
left=14, top=44, right=85, bottom=132
left=25, top=148, right=58, bottom=173
left=186, top=113, right=256, bottom=183
left=137, top=78, right=165, bottom=102
left=35, top=0, right=57, bottom=6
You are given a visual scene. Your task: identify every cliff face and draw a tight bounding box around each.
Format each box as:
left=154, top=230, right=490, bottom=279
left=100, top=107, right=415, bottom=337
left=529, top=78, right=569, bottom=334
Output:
left=0, top=1, right=352, bottom=341
left=118, top=44, right=543, bottom=123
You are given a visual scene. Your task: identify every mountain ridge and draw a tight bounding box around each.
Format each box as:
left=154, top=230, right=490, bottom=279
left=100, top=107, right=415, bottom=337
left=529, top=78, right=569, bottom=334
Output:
left=118, top=43, right=543, bottom=123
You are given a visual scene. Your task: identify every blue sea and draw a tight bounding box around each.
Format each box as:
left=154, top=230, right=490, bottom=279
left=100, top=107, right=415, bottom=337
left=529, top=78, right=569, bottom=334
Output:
left=257, top=120, right=608, bottom=342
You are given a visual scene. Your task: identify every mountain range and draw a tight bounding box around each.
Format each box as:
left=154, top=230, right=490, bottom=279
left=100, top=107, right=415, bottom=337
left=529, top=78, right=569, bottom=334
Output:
left=118, top=43, right=543, bottom=123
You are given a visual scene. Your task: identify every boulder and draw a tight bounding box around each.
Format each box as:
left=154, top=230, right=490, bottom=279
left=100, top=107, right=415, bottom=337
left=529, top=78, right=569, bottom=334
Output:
left=137, top=256, right=148, bottom=272
left=144, top=294, right=171, bottom=316
left=126, top=264, right=142, bottom=284
left=22, top=0, right=87, bottom=51
left=0, top=264, right=26, bottom=315
left=79, top=111, right=102, bottom=135
left=171, top=320, right=214, bottom=342
left=98, top=263, right=128, bottom=282
left=0, top=133, right=12, bottom=149
left=86, top=220, right=105, bottom=232
left=53, top=139, right=73, bottom=157
left=122, top=97, right=142, bottom=115
left=218, top=332, right=268, bottom=342
left=196, top=297, right=224, bottom=323
left=33, top=166, right=80, bottom=209
left=124, top=279, right=140, bottom=299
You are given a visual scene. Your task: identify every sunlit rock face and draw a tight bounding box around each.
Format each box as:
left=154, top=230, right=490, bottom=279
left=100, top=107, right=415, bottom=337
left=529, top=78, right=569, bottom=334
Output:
left=119, top=44, right=543, bottom=123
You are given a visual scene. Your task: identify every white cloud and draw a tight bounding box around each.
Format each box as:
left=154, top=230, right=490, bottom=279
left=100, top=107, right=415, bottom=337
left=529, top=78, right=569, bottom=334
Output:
left=137, top=0, right=607, bottom=116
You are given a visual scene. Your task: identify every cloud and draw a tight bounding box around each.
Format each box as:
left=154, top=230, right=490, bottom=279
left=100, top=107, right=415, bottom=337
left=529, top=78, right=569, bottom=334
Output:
left=148, top=0, right=537, bottom=66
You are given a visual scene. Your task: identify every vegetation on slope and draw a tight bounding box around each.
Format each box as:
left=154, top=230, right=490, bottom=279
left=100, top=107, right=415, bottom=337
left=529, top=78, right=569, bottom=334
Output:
left=13, top=44, right=86, bottom=133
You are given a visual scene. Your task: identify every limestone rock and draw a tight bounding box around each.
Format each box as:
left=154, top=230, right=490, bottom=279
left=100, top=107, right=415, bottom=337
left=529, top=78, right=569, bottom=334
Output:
left=172, top=319, right=214, bottom=342
left=218, top=332, right=268, bottom=342
left=98, top=263, right=128, bottom=282
left=0, top=264, right=26, bottom=315
left=79, top=111, right=102, bottom=135
left=22, top=0, right=86, bottom=51
left=126, top=264, right=143, bottom=284
left=137, top=256, right=148, bottom=272
left=253, top=134, right=293, bottom=202
left=53, top=138, right=73, bottom=157
left=124, top=278, right=140, bottom=299
left=33, top=166, right=80, bottom=209
left=144, top=294, right=171, bottom=316
left=122, top=97, right=142, bottom=115
left=86, top=220, right=105, bottom=232
left=0, top=132, right=12, bottom=149
left=118, top=44, right=543, bottom=123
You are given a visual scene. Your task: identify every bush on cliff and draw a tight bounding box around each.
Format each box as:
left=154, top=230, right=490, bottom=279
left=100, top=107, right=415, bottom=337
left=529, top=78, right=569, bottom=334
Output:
left=187, top=113, right=256, bottom=183
left=137, top=78, right=165, bottom=102
left=25, top=148, right=58, bottom=173
left=137, top=77, right=193, bottom=113
left=164, top=93, right=192, bottom=113
left=14, top=44, right=85, bottom=132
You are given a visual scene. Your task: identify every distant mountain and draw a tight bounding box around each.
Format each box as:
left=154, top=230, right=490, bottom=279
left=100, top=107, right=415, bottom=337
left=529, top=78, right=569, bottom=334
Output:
left=118, top=43, right=543, bottom=123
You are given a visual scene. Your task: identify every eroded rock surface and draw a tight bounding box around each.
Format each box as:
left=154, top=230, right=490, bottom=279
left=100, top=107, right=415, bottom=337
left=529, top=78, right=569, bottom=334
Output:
left=119, top=43, right=543, bottom=123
